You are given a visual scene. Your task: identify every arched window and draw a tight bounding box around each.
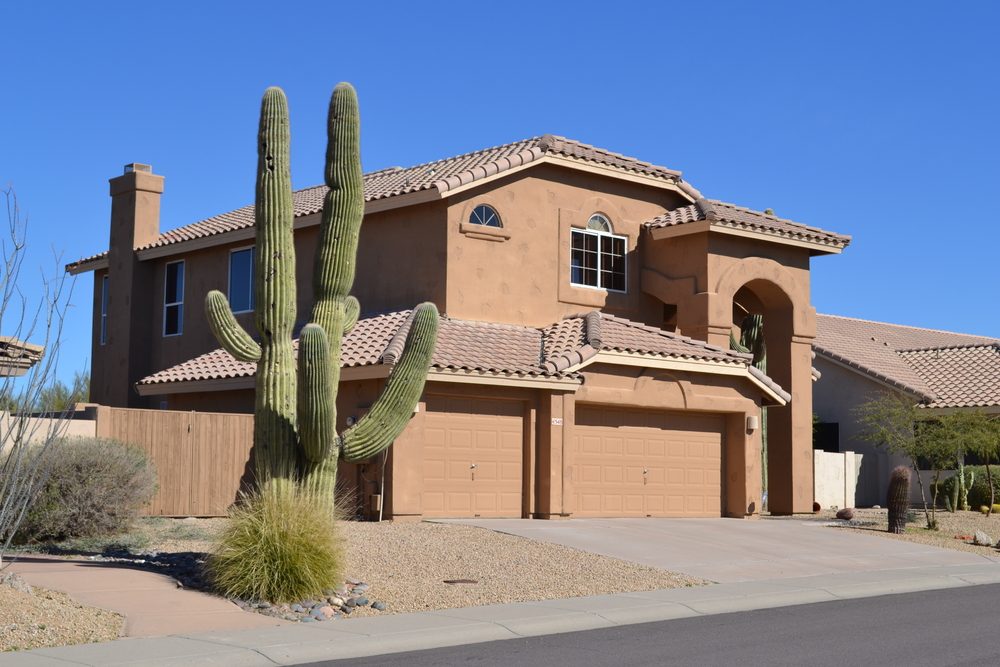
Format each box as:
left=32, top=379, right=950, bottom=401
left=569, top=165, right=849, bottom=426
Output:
left=469, top=204, right=502, bottom=228
left=587, top=213, right=612, bottom=233
left=571, top=213, right=626, bottom=292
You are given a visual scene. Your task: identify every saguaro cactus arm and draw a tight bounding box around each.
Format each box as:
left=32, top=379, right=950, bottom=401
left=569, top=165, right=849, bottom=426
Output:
left=341, top=303, right=439, bottom=462
left=311, top=83, right=364, bottom=337
left=205, top=290, right=262, bottom=362
left=298, top=324, right=335, bottom=463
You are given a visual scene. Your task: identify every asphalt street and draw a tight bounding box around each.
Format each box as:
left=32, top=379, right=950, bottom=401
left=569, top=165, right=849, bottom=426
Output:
left=310, top=582, right=1000, bottom=667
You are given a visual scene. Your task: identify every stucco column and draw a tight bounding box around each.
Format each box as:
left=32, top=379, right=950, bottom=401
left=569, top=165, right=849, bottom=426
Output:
left=768, top=337, right=815, bottom=514
left=386, top=399, right=426, bottom=521
left=725, top=412, right=762, bottom=517
left=535, top=391, right=573, bottom=519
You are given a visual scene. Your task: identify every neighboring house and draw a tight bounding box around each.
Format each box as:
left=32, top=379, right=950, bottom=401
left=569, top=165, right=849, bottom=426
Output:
left=813, top=314, right=1000, bottom=506
left=67, top=136, right=850, bottom=520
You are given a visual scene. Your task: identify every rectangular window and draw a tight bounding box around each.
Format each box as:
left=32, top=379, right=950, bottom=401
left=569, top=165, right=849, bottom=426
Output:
left=100, top=275, right=109, bottom=345
left=163, top=260, right=184, bottom=336
left=228, top=247, right=255, bottom=313
left=570, top=229, right=626, bottom=292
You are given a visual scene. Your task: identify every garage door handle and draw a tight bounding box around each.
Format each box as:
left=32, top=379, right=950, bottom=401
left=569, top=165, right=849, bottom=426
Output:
left=470, top=463, right=478, bottom=470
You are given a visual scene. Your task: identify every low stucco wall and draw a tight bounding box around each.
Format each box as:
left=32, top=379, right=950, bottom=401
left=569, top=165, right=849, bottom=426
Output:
left=814, top=449, right=863, bottom=510
left=0, top=411, right=97, bottom=451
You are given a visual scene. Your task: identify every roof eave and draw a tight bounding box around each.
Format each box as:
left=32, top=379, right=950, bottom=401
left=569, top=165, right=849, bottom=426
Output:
left=646, top=220, right=848, bottom=254
left=66, top=257, right=109, bottom=275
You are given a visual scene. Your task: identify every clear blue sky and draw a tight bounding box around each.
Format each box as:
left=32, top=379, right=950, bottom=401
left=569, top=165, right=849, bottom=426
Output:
left=2, top=1, right=998, bottom=384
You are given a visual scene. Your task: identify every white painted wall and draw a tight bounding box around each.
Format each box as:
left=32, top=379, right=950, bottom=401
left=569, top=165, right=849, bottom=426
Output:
left=814, top=449, right=863, bottom=509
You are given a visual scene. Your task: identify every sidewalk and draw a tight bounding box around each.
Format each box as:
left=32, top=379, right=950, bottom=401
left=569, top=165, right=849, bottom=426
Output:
left=5, top=556, right=286, bottom=637
left=6, top=561, right=1000, bottom=666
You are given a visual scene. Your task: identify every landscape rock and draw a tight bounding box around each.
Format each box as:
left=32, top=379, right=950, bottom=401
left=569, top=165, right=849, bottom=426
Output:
left=836, top=508, right=855, bottom=521
left=318, top=605, right=335, bottom=619
left=372, top=601, right=386, bottom=611
left=973, top=530, right=994, bottom=547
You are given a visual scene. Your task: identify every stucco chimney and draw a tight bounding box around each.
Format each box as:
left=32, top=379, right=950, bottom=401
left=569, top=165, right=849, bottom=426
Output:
left=108, top=163, right=163, bottom=250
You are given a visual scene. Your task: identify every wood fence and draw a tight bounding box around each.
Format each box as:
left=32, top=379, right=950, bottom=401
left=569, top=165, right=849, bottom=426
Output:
left=93, top=406, right=254, bottom=517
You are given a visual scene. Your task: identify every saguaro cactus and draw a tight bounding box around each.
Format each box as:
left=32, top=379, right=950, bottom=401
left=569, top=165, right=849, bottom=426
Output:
left=204, top=84, right=438, bottom=503
left=887, top=465, right=911, bottom=534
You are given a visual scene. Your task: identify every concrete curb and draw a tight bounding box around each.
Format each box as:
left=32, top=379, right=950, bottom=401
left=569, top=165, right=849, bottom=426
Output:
left=8, top=562, right=1000, bottom=665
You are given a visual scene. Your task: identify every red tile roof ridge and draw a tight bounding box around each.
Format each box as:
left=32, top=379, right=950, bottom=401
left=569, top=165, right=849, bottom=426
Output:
left=817, top=313, right=999, bottom=342
left=596, top=312, right=752, bottom=362
left=378, top=309, right=416, bottom=365
left=897, top=342, right=1000, bottom=354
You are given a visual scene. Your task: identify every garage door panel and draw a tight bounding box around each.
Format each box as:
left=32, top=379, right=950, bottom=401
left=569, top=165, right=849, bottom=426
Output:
left=573, top=407, right=723, bottom=518
left=421, top=397, right=524, bottom=518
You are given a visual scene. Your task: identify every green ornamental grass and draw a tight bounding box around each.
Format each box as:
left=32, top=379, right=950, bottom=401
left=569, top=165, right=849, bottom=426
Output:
left=209, top=486, right=343, bottom=603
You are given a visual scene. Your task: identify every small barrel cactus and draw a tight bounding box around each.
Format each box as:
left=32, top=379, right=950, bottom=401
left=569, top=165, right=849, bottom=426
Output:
left=887, top=466, right=911, bottom=534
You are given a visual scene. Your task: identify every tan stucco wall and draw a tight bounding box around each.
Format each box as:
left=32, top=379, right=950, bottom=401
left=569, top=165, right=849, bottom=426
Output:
left=444, top=164, right=689, bottom=327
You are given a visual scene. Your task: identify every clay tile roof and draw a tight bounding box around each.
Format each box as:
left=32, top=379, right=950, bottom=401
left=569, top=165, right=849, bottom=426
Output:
left=139, top=309, right=789, bottom=404
left=0, top=337, right=44, bottom=378
left=897, top=344, right=1000, bottom=409
left=644, top=199, right=851, bottom=251
left=69, top=135, right=692, bottom=272
left=814, top=314, right=1000, bottom=405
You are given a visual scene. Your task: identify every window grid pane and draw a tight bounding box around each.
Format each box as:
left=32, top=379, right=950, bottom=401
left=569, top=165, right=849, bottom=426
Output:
left=229, top=248, right=255, bottom=312
left=164, top=261, right=184, bottom=335
left=571, top=230, right=600, bottom=287
left=571, top=229, right=626, bottom=292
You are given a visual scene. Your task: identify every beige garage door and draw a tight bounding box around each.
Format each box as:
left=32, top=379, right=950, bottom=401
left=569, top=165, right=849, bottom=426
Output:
left=422, top=396, right=523, bottom=518
left=573, top=407, right=723, bottom=518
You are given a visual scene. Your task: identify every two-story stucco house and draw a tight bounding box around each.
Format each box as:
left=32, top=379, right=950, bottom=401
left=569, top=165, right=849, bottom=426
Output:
left=67, top=135, right=850, bottom=520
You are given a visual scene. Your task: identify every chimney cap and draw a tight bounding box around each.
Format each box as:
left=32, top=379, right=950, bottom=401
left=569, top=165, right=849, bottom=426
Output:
left=123, top=163, right=153, bottom=174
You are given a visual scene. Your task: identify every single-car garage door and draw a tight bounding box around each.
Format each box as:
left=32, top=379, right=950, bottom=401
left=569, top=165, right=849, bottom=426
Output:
left=573, top=407, right=723, bottom=518
left=422, top=396, right=523, bottom=518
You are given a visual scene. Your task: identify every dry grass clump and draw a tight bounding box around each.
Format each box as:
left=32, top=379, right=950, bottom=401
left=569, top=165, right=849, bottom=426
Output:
left=208, top=486, right=343, bottom=603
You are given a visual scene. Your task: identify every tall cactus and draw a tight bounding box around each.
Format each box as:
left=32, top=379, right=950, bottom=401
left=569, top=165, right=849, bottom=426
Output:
left=205, top=84, right=438, bottom=504
left=732, top=313, right=767, bottom=509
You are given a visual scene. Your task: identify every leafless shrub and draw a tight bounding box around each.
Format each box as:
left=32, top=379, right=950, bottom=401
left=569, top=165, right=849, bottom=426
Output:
left=0, top=187, right=74, bottom=565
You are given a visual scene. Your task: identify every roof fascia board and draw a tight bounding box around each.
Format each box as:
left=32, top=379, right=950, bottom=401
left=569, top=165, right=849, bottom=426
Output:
left=569, top=350, right=787, bottom=405
left=813, top=349, right=930, bottom=400
left=427, top=368, right=580, bottom=391
left=67, top=258, right=109, bottom=275
left=648, top=219, right=844, bottom=254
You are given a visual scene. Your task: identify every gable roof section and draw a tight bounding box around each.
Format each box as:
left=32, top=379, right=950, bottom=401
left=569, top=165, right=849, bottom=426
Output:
left=137, top=310, right=787, bottom=403
left=814, top=314, right=999, bottom=407
left=644, top=198, right=850, bottom=254
left=68, top=135, right=697, bottom=273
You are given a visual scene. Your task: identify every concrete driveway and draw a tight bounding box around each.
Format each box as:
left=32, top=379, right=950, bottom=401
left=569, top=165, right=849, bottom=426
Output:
left=442, top=518, right=1000, bottom=583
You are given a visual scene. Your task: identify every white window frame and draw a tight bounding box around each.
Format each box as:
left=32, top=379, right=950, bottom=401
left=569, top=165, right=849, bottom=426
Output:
left=228, top=245, right=255, bottom=314
left=469, top=204, right=502, bottom=228
left=570, top=227, right=628, bottom=293
left=163, top=260, right=185, bottom=337
left=99, top=275, right=109, bottom=345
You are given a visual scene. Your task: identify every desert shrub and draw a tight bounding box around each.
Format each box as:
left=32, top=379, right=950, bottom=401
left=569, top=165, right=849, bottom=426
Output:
left=937, top=466, right=1000, bottom=510
left=209, top=485, right=343, bottom=603
left=18, top=437, right=157, bottom=542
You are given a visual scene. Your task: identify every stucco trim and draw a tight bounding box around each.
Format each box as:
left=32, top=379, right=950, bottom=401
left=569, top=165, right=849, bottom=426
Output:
left=566, top=350, right=789, bottom=405
left=427, top=368, right=580, bottom=390
left=134, top=364, right=391, bottom=396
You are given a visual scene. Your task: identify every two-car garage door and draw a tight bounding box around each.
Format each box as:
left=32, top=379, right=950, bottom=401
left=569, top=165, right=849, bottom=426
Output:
left=417, top=397, right=724, bottom=519
left=573, top=407, right=723, bottom=518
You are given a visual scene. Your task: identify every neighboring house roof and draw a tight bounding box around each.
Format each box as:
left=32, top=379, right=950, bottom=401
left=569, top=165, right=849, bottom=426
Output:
left=137, top=310, right=788, bottom=402
left=644, top=198, right=851, bottom=253
left=814, top=314, right=1000, bottom=408
left=0, top=337, right=44, bottom=378
left=897, top=344, right=1000, bottom=409
left=68, top=135, right=699, bottom=273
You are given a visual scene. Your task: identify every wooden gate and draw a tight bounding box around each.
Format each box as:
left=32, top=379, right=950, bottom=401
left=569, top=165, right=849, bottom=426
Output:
left=96, top=407, right=253, bottom=517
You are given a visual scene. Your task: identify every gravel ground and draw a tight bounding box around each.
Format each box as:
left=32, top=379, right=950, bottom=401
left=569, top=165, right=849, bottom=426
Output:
left=339, top=521, right=704, bottom=616
left=781, top=508, right=1000, bottom=556
left=0, top=574, right=122, bottom=652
